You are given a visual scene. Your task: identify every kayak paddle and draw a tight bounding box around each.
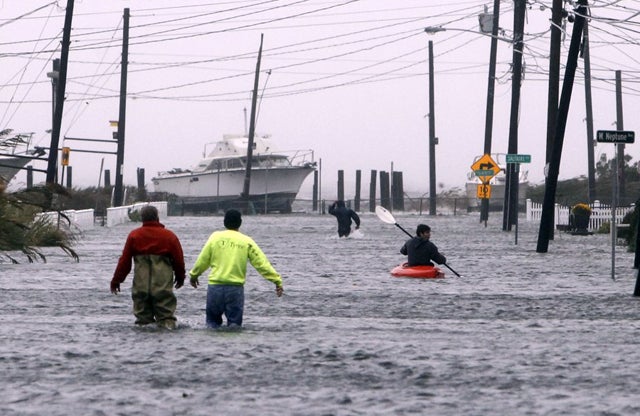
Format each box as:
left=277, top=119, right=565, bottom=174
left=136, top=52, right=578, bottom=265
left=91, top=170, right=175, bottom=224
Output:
left=375, top=205, right=461, bottom=277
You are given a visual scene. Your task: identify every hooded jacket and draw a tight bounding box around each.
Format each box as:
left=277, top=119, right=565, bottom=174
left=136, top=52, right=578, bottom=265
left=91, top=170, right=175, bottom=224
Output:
left=400, top=236, right=446, bottom=267
left=189, top=229, right=282, bottom=286
left=329, top=201, right=360, bottom=234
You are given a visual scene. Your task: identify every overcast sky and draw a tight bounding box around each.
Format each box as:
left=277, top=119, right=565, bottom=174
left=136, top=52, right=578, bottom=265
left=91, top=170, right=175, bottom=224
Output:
left=2, top=0, right=640, bottom=200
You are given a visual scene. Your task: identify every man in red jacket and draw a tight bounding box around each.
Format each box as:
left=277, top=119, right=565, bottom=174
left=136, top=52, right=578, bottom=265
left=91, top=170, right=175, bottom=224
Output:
left=111, top=205, right=186, bottom=329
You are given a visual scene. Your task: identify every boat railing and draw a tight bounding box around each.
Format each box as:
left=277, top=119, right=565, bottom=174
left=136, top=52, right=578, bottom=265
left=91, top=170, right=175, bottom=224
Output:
left=254, top=149, right=315, bottom=168
left=284, top=149, right=315, bottom=166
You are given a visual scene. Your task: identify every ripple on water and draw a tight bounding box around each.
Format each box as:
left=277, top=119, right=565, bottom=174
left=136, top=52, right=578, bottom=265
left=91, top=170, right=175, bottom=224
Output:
left=2, top=213, right=640, bottom=415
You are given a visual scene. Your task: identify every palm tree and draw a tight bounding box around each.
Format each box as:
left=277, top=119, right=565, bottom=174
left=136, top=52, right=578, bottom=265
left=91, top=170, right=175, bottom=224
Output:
left=0, top=181, right=79, bottom=263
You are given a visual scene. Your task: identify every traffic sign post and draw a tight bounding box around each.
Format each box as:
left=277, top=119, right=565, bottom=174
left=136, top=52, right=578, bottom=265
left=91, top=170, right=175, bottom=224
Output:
left=476, top=184, right=491, bottom=199
left=506, top=154, right=531, bottom=164
left=474, top=169, right=496, bottom=178
left=595, top=129, right=635, bottom=280
left=596, top=130, right=635, bottom=144
left=471, top=154, right=501, bottom=183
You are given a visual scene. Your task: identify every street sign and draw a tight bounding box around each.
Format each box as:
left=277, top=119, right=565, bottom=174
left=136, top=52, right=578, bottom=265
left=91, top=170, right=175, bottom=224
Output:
left=470, top=154, right=501, bottom=182
left=477, top=184, right=491, bottom=199
left=506, top=154, right=531, bottom=163
left=596, top=130, right=635, bottom=144
left=474, top=169, right=495, bottom=177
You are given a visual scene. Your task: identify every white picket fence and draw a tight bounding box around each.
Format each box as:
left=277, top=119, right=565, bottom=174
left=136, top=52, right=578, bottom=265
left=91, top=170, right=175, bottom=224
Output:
left=526, top=199, right=634, bottom=231
left=36, top=201, right=168, bottom=230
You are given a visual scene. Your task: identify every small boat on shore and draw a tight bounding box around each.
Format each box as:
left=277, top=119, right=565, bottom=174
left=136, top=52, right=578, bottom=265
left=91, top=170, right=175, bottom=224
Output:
left=390, top=263, right=444, bottom=279
left=151, top=133, right=316, bottom=214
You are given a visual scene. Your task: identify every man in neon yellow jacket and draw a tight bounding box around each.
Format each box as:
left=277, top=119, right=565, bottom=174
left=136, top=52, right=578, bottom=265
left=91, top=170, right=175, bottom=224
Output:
left=189, top=209, right=283, bottom=328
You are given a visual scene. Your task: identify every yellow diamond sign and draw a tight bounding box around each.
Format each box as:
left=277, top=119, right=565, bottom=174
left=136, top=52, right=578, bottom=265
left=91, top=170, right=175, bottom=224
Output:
left=471, top=154, right=501, bottom=183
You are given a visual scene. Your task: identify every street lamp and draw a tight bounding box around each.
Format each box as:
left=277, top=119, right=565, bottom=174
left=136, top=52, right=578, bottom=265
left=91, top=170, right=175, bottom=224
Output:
left=46, top=59, right=60, bottom=135
left=424, top=26, right=511, bottom=43
left=424, top=1, right=507, bottom=224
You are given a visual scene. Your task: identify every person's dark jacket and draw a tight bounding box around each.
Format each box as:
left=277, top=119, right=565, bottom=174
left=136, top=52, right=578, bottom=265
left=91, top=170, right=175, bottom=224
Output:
left=400, top=237, right=446, bottom=266
left=328, top=201, right=360, bottom=237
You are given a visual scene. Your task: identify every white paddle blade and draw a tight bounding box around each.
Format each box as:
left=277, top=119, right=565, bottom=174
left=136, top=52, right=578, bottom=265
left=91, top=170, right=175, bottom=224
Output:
left=375, top=205, right=396, bottom=224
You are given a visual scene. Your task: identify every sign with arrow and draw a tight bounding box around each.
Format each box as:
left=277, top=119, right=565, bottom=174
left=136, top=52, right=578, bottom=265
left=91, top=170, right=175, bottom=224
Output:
left=471, top=154, right=501, bottom=183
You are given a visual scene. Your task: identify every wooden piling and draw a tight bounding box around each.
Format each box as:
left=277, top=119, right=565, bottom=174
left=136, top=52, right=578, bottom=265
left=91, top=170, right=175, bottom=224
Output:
left=369, top=170, right=377, bottom=212
left=392, top=171, right=404, bottom=211
left=354, top=170, right=361, bottom=211
left=66, top=166, right=72, bottom=188
left=380, top=171, right=390, bottom=210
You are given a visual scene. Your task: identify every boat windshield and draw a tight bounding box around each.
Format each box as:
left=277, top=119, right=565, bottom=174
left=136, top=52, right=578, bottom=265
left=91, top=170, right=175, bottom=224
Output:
left=195, top=154, right=291, bottom=172
left=192, top=158, right=243, bottom=172
left=252, top=155, right=290, bottom=168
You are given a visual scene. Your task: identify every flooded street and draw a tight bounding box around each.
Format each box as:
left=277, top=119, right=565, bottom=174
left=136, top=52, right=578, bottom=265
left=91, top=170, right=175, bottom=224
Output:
left=2, top=211, right=640, bottom=415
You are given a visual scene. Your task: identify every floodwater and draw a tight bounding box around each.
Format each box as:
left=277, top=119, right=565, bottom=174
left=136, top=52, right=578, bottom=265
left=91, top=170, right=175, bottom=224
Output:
left=2, top=211, right=640, bottom=415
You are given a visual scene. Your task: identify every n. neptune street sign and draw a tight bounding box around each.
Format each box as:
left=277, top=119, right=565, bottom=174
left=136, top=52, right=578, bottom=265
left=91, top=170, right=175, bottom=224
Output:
left=596, top=130, right=635, bottom=144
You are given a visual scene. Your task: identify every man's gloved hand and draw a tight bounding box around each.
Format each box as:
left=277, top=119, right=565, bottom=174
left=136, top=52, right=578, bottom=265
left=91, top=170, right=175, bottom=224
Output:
left=110, top=281, right=120, bottom=295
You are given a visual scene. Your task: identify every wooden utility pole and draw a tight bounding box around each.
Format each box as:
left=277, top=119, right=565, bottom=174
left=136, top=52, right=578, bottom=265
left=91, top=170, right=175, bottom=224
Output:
left=428, top=40, right=437, bottom=215
left=241, top=34, right=264, bottom=214
left=46, top=0, right=74, bottom=186
left=542, top=0, right=563, bottom=238
left=582, top=21, right=597, bottom=203
left=480, top=0, right=501, bottom=224
left=502, top=0, right=526, bottom=231
left=546, top=0, right=563, bottom=165
left=113, top=8, right=129, bottom=207
left=536, top=0, right=589, bottom=253
left=615, top=70, right=626, bottom=203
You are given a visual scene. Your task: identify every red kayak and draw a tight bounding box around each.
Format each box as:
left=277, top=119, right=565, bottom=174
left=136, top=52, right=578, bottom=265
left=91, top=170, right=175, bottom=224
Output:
left=390, top=263, right=445, bottom=279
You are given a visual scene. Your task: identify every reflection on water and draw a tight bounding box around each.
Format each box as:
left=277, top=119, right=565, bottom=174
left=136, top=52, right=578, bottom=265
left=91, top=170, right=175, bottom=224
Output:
left=2, top=212, right=640, bottom=415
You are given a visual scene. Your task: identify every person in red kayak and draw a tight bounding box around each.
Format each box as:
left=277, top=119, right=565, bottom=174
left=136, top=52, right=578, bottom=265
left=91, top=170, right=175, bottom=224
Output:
left=328, top=200, right=360, bottom=237
left=400, top=224, right=446, bottom=266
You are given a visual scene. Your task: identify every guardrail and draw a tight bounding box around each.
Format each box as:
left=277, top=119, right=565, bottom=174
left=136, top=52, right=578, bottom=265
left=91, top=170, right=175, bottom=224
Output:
left=106, top=202, right=167, bottom=227
left=36, top=201, right=168, bottom=229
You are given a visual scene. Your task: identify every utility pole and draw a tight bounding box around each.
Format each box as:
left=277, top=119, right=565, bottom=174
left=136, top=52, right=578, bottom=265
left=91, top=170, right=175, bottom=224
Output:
left=46, top=0, right=74, bottom=186
left=113, top=8, right=129, bottom=207
left=546, top=0, right=562, bottom=165
left=543, top=0, right=563, bottom=238
left=427, top=40, right=437, bottom=215
left=502, top=0, right=526, bottom=231
left=615, top=70, right=626, bottom=203
left=582, top=21, right=597, bottom=203
left=536, top=0, right=589, bottom=253
left=241, top=34, right=264, bottom=214
left=480, top=0, right=501, bottom=224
